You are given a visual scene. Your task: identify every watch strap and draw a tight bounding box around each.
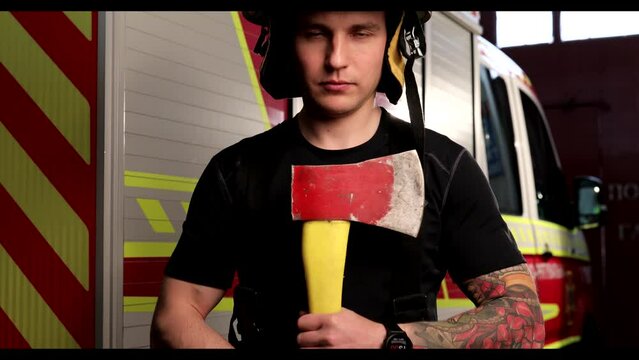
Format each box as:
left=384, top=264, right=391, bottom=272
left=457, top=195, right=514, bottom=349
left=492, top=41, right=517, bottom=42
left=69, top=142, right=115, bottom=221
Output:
left=383, top=323, right=413, bottom=350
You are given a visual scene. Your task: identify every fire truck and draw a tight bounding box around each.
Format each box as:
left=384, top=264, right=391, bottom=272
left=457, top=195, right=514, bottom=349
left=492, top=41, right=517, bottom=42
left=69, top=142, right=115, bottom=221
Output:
left=0, top=11, right=604, bottom=348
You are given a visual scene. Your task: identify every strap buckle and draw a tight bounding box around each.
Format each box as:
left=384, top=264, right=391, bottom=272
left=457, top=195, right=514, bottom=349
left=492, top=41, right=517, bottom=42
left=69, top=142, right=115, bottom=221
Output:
left=392, top=294, right=430, bottom=323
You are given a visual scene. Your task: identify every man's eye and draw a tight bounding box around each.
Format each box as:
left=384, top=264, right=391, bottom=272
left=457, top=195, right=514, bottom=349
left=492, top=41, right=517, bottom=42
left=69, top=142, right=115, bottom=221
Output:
left=305, top=31, right=324, bottom=38
left=353, top=31, right=373, bottom=38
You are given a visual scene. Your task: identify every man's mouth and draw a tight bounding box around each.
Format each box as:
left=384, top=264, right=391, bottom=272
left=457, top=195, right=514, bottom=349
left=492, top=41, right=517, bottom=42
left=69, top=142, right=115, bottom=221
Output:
left=320, top=81, right=353, bottom=91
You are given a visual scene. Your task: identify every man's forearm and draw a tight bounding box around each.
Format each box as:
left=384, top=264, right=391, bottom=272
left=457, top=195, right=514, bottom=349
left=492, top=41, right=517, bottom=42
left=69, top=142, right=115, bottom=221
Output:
left=403, top=264, right=545, bottom=348
left=151, top=307, right=233, bottom=348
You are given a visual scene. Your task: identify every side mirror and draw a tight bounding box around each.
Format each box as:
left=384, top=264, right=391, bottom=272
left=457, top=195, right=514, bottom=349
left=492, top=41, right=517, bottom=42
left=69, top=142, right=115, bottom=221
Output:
left=574, top=175, right=607, bottom=229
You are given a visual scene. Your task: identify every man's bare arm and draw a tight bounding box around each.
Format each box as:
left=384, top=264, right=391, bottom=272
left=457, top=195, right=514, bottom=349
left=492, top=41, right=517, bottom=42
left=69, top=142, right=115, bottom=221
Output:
left=403, top=264, right=545, bottom=348
left=150, top=276, right=233, bottom=348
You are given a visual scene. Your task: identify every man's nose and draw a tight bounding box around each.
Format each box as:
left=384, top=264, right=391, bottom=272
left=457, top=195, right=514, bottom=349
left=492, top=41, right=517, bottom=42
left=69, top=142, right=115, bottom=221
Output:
left=325, top=35, right=347, bottom=70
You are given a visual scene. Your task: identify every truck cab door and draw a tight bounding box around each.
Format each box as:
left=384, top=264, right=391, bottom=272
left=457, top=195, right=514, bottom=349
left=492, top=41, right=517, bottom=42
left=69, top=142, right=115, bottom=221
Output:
left=512, top=81, right=592, bottom=348
left=477, top=64, right=540, bottom=269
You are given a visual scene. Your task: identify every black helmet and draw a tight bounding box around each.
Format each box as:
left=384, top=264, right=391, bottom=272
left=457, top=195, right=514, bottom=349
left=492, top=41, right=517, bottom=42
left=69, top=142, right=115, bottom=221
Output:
left=242, top=10, right=431, bottom=105
left=243, top=10, right=432, bottom=170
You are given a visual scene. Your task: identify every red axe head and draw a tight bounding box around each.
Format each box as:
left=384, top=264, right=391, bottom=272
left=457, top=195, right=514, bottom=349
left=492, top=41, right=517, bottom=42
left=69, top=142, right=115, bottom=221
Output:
left=291, top=150, right=425, bottom=237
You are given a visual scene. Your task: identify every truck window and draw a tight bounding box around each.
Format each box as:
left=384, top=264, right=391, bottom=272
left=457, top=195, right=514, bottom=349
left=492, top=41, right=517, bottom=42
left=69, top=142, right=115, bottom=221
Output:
left=480, top=66, right=523, bottom=215
left=520, top=90, right=572, bottom=228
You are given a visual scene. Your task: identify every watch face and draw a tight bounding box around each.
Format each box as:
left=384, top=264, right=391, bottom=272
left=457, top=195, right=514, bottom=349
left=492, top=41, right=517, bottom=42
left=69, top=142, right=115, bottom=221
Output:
left=386, top=332, right=413, bottom=350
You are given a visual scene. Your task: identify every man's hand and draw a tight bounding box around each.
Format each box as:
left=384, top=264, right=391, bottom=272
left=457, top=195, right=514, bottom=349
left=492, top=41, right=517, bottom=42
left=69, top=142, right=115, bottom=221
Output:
left=297, top=308, right=386, bottom=348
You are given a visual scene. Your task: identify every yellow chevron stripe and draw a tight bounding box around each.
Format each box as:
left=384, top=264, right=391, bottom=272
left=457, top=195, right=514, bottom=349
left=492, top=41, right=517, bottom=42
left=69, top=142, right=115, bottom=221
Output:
left=517, top=246, right=537, bottom=256
left=124, top=170, right=197, bottom=192
left=504, top=215, right=590, bottom=261
left=181, top=201, right=190, bottom=214
left=214, top=297, right=234, bottom=312
left=0, top=244, right=80, bottom=348
left=519, top=230, right=532, bottom=249
left=531, top=218, right=570, bottom=232
left=541, top=303, right=560, bottom=322
left=124, top=241, right=176, bottom=258
left=0, top=12, right=90, bottom=164
left=502, top=214, right=530, bottom=225
left=136, top=198, right=175, bottom=233
left=63, top=11, right=92, bottom=41
left=544, top=335, right=581, bottom=349
left=124, top=296, right=233, bottom=313
left=231, top=11, right=271, bottom=131
left=0, top=123, right=89, bottom=290
left=435, top=299, right=558, bottom=322
left=436, top=298, right=474, bottom=309
left=123, top=296, right=159, bottom=313
left=503, top=216, right=534, bottom=245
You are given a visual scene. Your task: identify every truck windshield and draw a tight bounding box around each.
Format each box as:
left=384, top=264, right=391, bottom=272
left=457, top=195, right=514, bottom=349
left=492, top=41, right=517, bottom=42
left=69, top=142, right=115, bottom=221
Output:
left=480, top=66, right=523, bottom=215
left=520, top=90, right=572, bottom=228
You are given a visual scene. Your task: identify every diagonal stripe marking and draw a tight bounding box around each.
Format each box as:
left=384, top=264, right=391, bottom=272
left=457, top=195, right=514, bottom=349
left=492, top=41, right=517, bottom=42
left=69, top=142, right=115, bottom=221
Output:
left=136, top=198, right=175, bottom=233
left=0, top=12, right=90, bottom=164
left=124, top=241, right=176, bottom=258
left=0, top=123, right=89, bottom=289
left=62, top=11, right=92, bottom=41
left=0, top=244, right=79, bottom=348
left=124, top=170, right=197, bottom=192
left=181, top=201, right=190, bottom=214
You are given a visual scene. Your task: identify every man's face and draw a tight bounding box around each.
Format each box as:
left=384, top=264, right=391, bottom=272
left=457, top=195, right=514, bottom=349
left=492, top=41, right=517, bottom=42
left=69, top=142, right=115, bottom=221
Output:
left=294, top=12, right=387, bottom=117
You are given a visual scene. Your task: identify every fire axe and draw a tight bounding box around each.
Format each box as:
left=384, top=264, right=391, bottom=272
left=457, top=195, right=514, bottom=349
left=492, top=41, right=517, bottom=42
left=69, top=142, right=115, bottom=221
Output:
left=291, top=149, right=425, bottom=313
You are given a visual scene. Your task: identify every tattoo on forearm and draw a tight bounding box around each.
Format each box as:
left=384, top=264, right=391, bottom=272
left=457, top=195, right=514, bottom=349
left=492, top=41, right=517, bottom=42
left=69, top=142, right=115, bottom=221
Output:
left=410, top=264, right=545, bottom=349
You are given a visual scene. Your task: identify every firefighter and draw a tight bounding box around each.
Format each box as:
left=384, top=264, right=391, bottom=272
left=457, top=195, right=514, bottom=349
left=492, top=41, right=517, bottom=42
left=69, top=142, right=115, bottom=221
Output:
left=150, top=10, right=544, bottom=349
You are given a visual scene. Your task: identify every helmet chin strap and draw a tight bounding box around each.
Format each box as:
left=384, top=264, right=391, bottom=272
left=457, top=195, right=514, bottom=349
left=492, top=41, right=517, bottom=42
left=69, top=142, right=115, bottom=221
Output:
left=391, top=12, right=429, bottom=311
left=404, top=58, right=425, bottom=171
left=399, top=11, right=427, bottom=171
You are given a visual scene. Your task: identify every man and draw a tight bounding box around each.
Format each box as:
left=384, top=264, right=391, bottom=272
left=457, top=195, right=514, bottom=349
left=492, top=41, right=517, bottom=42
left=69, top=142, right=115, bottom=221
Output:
left=150, top=11, right=544, bottom=349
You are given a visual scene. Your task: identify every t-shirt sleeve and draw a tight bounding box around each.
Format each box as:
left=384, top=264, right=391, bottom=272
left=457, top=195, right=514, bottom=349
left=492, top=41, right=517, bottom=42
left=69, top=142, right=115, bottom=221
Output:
left=164, top=156, right=237, bottom=290
left=442, top=149, right=525, bottom=283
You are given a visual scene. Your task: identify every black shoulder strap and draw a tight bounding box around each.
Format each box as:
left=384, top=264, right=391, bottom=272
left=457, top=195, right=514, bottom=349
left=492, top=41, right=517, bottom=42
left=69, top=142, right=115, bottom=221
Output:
left=404, top=56, right=426, bottom=173
left=399, top=10, right=427, bottom=172
left=386, top=12, right=435, bottom=321
left=384, top=117, right=435, bottom=323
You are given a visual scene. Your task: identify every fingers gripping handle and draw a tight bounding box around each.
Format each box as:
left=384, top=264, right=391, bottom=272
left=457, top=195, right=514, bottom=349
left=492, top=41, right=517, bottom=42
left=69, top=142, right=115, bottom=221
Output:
left=302, top=220, right=351, bottom=314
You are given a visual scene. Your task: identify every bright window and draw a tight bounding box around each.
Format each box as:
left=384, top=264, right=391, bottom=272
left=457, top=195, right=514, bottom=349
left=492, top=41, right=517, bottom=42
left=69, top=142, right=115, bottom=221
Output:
left=561, top=11, right=639, bottom=41
left=496, top=11, right=553, bottom=48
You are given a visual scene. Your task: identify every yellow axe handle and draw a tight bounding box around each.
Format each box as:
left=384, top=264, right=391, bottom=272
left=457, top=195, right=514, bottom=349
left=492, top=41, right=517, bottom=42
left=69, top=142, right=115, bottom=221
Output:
left=301, top=220, right=351, bottom=313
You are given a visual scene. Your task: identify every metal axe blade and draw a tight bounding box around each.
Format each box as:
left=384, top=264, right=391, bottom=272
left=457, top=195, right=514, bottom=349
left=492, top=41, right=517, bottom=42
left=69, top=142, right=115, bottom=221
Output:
left=291, top=149, right=425, bottom=238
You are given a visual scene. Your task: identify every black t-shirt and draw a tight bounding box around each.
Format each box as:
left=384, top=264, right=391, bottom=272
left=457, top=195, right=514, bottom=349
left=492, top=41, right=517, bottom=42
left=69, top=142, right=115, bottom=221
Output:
left=165, top=108, right=525, bottom=346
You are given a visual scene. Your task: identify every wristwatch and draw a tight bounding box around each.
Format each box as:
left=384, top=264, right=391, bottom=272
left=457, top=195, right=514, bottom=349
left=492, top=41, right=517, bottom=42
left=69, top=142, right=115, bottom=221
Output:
left=383, top=323, right=413, bottom=350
